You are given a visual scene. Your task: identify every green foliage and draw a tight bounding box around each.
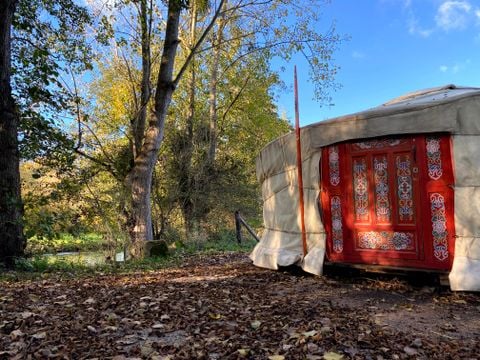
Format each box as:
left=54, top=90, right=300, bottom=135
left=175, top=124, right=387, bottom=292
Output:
left=26, top=233, right=107, bottom=255
left=14, top=256, right=81, bottom=273
left=21, top=162, right=95, bottom=244
left=12, top=0, right=93, bottom=168
left=16, top=0, right=343, bottom=253
left=21, top=159, right=129, bottom=255
left=181, top=230, right=257, bottom=254
left=5, top=229, right=255, bottom=279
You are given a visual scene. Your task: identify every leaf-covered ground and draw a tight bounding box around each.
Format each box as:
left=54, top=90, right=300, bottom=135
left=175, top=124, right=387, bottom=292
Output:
left=1, top=253, right=479, bottom=359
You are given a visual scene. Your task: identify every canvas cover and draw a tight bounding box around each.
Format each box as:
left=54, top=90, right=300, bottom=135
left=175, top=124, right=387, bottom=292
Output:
left=250, top=85, right=480, bottom=291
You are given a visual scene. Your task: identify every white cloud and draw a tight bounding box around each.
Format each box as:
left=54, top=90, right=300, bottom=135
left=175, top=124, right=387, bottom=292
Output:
left=439, top=59, right=471, bottom=74
left=408, top=16, right=434, bottom=37
left=352, top=51, right=366, bottom=59
left=435, top=1, right=472, bottom=31
left=406, top=1, right=480, bottom=37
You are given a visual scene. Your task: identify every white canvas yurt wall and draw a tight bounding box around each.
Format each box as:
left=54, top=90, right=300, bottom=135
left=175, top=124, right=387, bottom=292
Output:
left=250, top=85, right=480, bottom=291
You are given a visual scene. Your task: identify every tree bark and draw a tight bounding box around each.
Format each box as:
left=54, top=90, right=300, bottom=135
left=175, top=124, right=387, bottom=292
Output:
left=126, top=0, right=182, bottom=257
left=134, top=0, right=152, bottom=158
left=207, top=10, right=225, bottom=164
left=0, top=0, right=25, bottom=267
left=126, top=0, right=226, bottom=256
left=180, top=1, right=199, bottom=235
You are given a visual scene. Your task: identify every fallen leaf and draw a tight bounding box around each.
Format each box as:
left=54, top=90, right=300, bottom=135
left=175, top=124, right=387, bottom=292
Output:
left=32, top=332, right=46, bottom=340
left=250, top=320, right=262, bottom=329
left=411, top=338, right=422, bottom=348
left=323, top=352, right=344, bottom=360
left=10, top=330, right=24, bottom=340
left=87, top=325, right=97, bottom=333
left=237, top=348, right=249, bottom=356
left=403, top=346, right=418, bottom=356
left=20, top=311, right=34, bottom=319
left=302, top=330, right=317, bottom=337
left=208, top=313, right=222, bottom=320
left=320, top=326, right=332, bottom=334
left=268, top=355, right=285, bottom=360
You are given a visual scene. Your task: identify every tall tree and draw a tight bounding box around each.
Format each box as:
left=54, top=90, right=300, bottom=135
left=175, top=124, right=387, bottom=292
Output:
left=126, top=0, right=226, bottom=255
left=13, top=0, right=92, bottom=169
left=79, top=0, right=341, bottom=253
left=76, top=0, right=225, bottom=255
left=1, top=0, right=93, bottom=264
left=169, top=0, right=343, bottom=232
left=0, top=0, right=25, bottom=267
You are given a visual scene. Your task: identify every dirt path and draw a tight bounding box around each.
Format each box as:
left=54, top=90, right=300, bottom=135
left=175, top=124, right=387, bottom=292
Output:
left=1, top=253, right=479, bottom=359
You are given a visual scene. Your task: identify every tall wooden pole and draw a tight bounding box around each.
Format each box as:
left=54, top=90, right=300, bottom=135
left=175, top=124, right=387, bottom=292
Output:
left=294, top=66, right=308, bottom=256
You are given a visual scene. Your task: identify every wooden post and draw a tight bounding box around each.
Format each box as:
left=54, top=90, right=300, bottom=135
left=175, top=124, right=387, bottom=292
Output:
left=235, top=210, right=242, bottom=244
left=294, top=66, right=308, bottom=257
left=235, top=210, right=260, bottom=243
left=239, top=216, right=260, bottom=242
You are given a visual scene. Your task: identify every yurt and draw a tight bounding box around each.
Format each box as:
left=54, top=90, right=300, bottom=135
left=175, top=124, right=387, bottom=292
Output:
left=250, top=85, right=480, bottom=291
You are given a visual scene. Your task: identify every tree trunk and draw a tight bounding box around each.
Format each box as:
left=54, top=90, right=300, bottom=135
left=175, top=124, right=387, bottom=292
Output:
left=181, top=2, right=198, bottom=235
left=134, top=0, right=152, bottom=158
left=208, top=1, right=227, bottom=164
left=0, top=0, right=25, bottom=267
left=126, top=0, right=181, bottom=257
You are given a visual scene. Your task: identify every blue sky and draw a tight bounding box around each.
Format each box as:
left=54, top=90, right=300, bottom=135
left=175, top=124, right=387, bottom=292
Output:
left=276, top=0, right=480, bottom=125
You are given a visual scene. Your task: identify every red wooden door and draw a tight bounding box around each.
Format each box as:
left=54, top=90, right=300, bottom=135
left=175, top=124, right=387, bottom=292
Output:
left=321, top=134, right=455, bottom=270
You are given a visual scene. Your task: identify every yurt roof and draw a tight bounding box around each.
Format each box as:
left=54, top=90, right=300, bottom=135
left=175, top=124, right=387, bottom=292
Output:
left=304, top=84, right=480, bottom=128
left=257, top=85, right=480, bottom=182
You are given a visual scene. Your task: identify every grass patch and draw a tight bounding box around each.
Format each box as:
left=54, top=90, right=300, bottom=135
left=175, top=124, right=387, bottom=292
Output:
left=181, top=236, right=257, bottom=254
left=1, top=230, right=258, bottom=282
left=26, top=233, right=113, bottom=255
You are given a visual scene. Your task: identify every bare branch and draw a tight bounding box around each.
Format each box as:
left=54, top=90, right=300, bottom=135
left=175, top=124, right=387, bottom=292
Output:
left=119, top=49, right=140, bottom=114
left=79, top=121, right=118, bottom=166
left=222, top=75, right=250, bottom=121
left=196, top=31, right=256, bottom=53
left=74, top=148, right=120, bottom=181
left=222, top=38, right=322, bottom=73
left=173, top=0, right=227, bottom=88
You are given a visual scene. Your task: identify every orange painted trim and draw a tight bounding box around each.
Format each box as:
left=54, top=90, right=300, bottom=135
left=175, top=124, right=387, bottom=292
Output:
left=294, top=66, right=307, bottom=257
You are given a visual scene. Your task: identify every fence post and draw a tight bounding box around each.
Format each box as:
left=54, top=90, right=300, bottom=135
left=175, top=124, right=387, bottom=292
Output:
left=235, top=210, right=242, bottom=244
left=235, top=210, right=260, bottom=243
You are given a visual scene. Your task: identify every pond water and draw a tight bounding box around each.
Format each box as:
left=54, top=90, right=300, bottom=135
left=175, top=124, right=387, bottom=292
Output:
left=42, top=251, right=126, bottom=266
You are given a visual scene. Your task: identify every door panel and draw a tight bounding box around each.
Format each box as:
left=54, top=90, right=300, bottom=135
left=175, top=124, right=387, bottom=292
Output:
left=395, top=152, right=416, bottom=225
left=352, top=156, right=369, bottom=223
left=322, top=134, right=455, bottom=270
left=347, top=138, right=422, bottom=262
left=373, top=154, right=391, bottom=224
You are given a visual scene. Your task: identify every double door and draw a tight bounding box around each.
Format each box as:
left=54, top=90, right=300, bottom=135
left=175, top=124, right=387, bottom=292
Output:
left=321, top=134, right=454, bottom=270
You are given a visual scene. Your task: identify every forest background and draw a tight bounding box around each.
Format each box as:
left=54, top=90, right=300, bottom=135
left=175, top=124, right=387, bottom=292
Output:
left=0, top=0, right=343, bottom=264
